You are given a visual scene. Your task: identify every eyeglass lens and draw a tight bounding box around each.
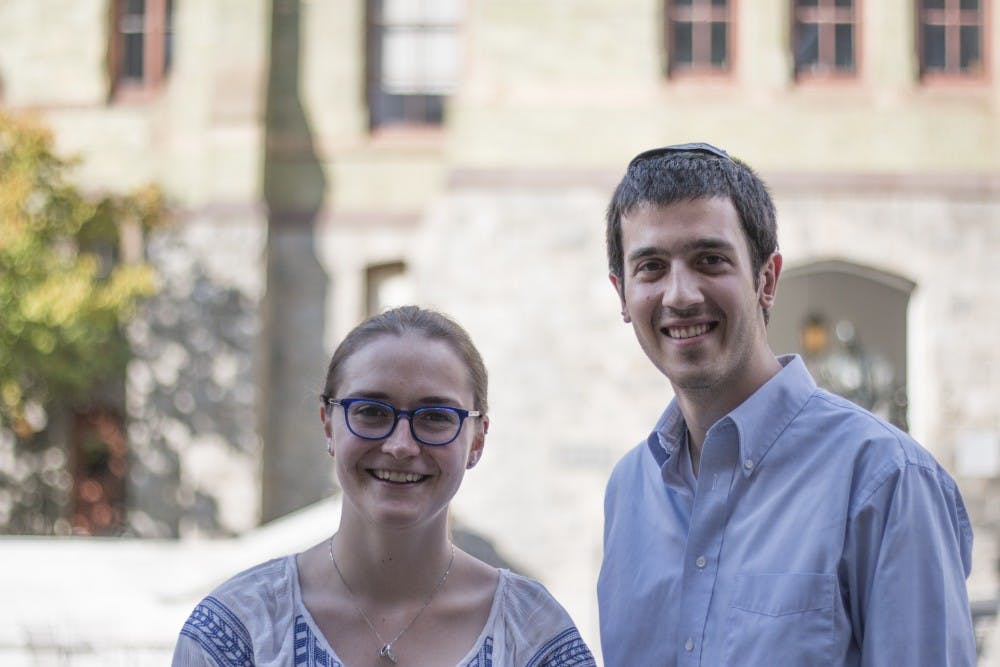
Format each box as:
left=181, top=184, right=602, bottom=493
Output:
left=344, top=400, right=463, bottom=445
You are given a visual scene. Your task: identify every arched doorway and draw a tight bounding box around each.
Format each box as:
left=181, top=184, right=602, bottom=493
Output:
left=770, top=260, right=915, bottom=430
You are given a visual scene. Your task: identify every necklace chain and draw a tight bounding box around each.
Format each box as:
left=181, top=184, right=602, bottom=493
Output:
left=328, top=535, right=455, bottom=664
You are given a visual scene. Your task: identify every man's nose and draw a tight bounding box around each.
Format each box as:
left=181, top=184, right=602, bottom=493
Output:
left=662, top=266, right=702, bottom=311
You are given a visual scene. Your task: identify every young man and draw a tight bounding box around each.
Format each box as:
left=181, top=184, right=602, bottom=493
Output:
left=597, top=143, right=976, bottom=666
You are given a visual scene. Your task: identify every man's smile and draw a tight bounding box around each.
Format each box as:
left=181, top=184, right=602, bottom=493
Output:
left=662, top=322, right=718, bottom=340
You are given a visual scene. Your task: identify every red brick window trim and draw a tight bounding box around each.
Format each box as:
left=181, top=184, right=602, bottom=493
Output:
left=793, top=0, right=858, bottom=79
left=918, top=0, right=987, bottom=79
left=666, top=0, right=733, bottom=77
left=109, top=0, right=173, bottom=102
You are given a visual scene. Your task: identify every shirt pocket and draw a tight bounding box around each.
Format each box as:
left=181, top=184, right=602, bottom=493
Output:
left=722, top=572, right=835, bottom=667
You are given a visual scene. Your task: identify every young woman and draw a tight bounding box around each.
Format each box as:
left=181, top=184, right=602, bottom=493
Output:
left=172, top=306, right=595, bottom=666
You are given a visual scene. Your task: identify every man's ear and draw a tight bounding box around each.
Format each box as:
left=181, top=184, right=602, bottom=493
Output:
left=758, top=252, right=782, bottom=311
left=609, top=272, right=631, bottom=323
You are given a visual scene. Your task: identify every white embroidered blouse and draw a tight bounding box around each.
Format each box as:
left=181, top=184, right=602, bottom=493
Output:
left=172, top=555, right=595, bottom=666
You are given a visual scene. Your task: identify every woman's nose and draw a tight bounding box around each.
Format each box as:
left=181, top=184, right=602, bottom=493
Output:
left=381, top=415, right=421, bottom=457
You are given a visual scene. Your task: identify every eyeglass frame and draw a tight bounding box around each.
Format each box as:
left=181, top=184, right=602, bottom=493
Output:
left=627, top=142, right=733, bottom=170
left=322, top=396, right=482, bottom=447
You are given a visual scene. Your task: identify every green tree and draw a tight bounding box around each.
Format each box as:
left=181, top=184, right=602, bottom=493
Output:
left=0, top=111, right=166, bottom=531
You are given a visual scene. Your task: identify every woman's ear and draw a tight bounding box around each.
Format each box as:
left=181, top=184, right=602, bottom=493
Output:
left=466, top=416, right=488, bottom=469
left=320, top=404, right=334, bottom=456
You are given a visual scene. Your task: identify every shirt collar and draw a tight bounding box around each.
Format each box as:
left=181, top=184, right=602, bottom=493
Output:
left=727, top=354, right=816, bottom=476
left=646, top=399, right=684, bottom=474
left=646, top=355, right=816, bottom=478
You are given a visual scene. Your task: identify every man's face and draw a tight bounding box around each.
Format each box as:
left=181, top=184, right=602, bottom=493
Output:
left=611, top=197, right=780, bottom=402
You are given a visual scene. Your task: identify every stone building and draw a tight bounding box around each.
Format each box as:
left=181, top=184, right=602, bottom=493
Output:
left=1, top=0, right=999, bottom=658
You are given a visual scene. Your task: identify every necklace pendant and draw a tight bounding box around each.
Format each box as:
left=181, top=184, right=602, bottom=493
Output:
left=379, top=644, right=398, bottom=664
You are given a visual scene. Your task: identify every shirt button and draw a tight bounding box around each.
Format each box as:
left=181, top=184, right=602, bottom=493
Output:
left=685, top=637, right=694, bottom=652
left=743, top=458, right=754, bottom=471
left=695, top=555, right=707, bottom=568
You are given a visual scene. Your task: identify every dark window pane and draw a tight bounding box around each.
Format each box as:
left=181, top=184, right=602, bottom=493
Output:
left=834, top=0, right=852, bottom=7
left=375, top=92, right=406, bottom=125
left=798, top=0, right=819, bottom=7
left=124, top=34, right=144, bottom=79
left=959, top=0, right=979, bottom=9
left=960, top=25, right=980, bottom=70
left=835, top=23, right=854, bottom=69
left=711, top=0, right=727, bottom=7
left=710, top=22, right=727, bottom=66
left=674, top=0, right=693, bottom=6
left=923, top=24, right=946, bottom=69
left=796, top=23, right=819, bottom=68
left=673, top=21, right=693, bottom=64
left=923, top=0, right=945, bottom=9
left=372, top=92, right=445, bottom=126
left=423, top=94, right=444, bottom=123
left=125, top=0, right=145, bottom=14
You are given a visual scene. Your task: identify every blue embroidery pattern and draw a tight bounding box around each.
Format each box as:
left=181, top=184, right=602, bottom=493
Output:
left=180, top=596, right=254, bottom=667
left=464, top=636, right=494, bottom=667
left=526, top=628, right=595, bottom=667
left=293, top=615, right=342, bottom=667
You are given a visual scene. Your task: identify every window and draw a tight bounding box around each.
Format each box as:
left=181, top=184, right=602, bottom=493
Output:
left=366, top=0, right=463, bottom=129
left=110, top=0, right=174, bottom=98
left=918, top=0, right=986, bottom=78
left=666, top=0, right=733, bottom=76
left=793, top=0, right=857, bottom=77
left=365, top=261, right=413, bottom=316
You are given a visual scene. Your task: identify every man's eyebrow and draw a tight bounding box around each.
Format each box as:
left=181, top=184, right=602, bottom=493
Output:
left=626, top=246, right=664, bottom=263
left=686, top=238, right=737, bottom=253
left=626, top=238, right=737, bottom=263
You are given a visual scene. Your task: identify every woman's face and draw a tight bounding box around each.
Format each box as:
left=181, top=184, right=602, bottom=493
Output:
left=321, top=332, right=486, bottom=532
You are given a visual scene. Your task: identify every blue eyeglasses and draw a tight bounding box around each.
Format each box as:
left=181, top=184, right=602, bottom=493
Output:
left=628, top=142, right=733, bottom=169
left=324, top=397, right=481, bottom=446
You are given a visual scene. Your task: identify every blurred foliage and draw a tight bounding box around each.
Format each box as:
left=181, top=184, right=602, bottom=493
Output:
left=0, top=111, right=169, bottom=438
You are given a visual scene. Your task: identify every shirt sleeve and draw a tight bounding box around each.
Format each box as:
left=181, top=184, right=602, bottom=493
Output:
left=170, top=595, right=257, bottom=667
left=845, top=460, right=976, bottom=666
left=501, top=573, right=597, bottom=667
left=171, top=632, right=230, bottom=667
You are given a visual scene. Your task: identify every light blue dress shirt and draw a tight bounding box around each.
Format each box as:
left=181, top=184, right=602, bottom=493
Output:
left=598, top=355, right=975, bottom=666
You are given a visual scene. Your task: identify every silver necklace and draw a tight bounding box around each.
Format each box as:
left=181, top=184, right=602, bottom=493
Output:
left=328, top=536, right=455, bottom=664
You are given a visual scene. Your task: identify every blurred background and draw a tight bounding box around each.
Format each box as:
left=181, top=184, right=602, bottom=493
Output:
left=0, top=0, right=998, bottom=664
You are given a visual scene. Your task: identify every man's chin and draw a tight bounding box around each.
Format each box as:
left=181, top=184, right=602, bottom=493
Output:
left=668, top=367, right=721, bottom=393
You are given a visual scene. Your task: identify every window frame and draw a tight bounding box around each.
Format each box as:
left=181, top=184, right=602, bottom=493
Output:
left=365, top=0, right=463, bottom=131
left=916, top=0, right=989, bottom=82
left=792, top=0, right=861, bottom=81
left=365, top=260, right=411, bottom=317
left=109, top=0, right=173, bottom=103
left=665, top=0, right=735, bottom=78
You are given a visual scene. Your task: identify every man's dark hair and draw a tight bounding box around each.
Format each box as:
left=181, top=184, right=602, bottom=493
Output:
left=606, top=146, right=778, bottom=290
